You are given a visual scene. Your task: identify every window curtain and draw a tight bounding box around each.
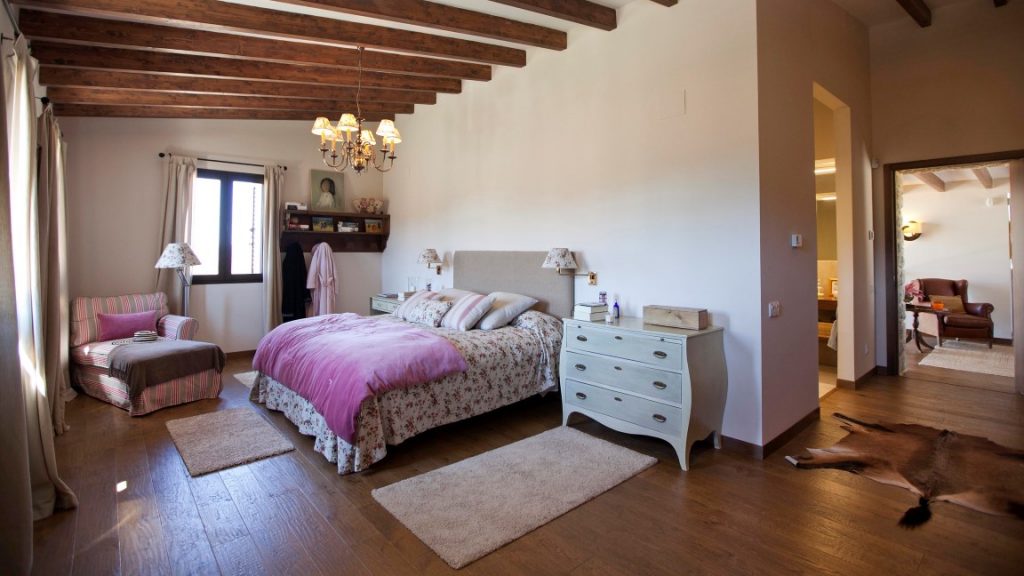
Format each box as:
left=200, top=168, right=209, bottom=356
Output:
left=263, top=165, right=284, bottom=333
left=1, top=35, right=78, bottom=574
left=156, top=155, right=196, bottom=314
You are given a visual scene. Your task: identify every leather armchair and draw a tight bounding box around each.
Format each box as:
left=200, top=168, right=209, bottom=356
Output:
left=917, top=278, right=994, bottom=348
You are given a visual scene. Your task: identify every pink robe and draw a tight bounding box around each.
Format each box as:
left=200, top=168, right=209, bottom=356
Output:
left=306, top=243, right=336, bottom=316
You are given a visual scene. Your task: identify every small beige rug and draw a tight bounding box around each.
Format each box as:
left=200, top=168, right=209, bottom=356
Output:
left=372, top=426, right=656, bottom=569
left=234, top=370, right=258, bottom=389
left=166, top=408, right=294, bottom=476
left=918, top=341, right=1014, bottom=378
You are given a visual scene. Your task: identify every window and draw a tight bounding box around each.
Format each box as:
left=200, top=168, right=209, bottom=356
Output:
left=191, top=169, right=264, bottom=284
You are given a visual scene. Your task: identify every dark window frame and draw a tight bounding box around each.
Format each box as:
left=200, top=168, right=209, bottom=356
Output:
left=191, top=168, right=264, bottom=285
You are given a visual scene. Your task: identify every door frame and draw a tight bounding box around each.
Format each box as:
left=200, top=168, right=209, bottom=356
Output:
left=883, top=148, right=1024, bottom=376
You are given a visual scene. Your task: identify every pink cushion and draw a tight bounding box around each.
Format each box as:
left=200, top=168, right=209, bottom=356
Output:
left=97, top=310, right=158, bottom=341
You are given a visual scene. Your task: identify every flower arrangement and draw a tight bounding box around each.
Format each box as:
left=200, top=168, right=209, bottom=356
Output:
left=904, top=280, right=923, bottom=303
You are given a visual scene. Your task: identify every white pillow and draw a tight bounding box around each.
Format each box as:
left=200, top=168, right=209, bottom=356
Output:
left=476, top=292, right=538, bottom=330
left=392, top=290, right=440, bottom=318
left=441, top=293, right=496, bottom=331
left=403, top=299, right=452, bottom=327
left=438, top=288, right=478, bottom=301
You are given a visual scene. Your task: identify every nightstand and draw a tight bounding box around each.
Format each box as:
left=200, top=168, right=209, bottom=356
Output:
left=560, top=317, right=727, bottom=470
left=369, top=295, right=400, bottom=315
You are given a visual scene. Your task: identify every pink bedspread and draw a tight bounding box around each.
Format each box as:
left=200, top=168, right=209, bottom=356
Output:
left=253, top=313, right=468, bottom=443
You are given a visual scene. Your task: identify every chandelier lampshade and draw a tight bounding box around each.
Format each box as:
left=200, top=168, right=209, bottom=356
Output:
left=312, top=47, right=401, bottom=174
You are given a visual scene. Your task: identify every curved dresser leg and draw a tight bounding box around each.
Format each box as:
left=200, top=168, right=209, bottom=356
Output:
left=670, top=438, right=690, bottom=471
left=713, top=430, right=722, bottom=450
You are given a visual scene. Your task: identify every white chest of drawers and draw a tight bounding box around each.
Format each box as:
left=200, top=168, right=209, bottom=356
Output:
left=560, top=317, right=727, bottom=470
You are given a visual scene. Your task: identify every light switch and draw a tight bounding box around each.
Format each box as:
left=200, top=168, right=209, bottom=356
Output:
left=791, top=234, right=802, bottom=248
left=768, top=301, right=782, bottom=318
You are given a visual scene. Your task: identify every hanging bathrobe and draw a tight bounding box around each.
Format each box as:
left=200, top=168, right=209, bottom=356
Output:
left=307, top=242, right=337, bottom=316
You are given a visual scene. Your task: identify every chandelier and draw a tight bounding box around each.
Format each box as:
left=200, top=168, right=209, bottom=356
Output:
left=311, top=47, right=402, bottom=174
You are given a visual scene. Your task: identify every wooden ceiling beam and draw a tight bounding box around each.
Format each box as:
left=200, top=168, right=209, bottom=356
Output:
left=487, top=0, right=616, bottom=31
left=38, top=67, right=437, bottom=105
left=53, top=104, right=395, bottom=121
left=31, top=42, right=461, bottom=93
left=14, top=0, right=526, bottom=66
left=896, top=0, right=932, bottom=27
left=972, top=167, right=994, bottom=189
left=647, top=0, right=678, bottom=5
left=275, top=0, right=565, bottom=50
left=45, top=87, right=414, bottom=115
left=19, top=10, right=490, bottom=81
left=916, top=171, right=946, bottom=192
left=995, top=0, right=1008, bottom=6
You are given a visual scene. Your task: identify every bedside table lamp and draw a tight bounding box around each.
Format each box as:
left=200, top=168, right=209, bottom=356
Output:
left=418, top=248, right=443, bottom=275
left=155, top=242, right=201, bottom=316
left=543, top=247, right=598, bottom=285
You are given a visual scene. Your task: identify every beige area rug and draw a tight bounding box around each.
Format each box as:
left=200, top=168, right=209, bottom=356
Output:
left=918, top=341, right=1014, bottom=378
left=166, top=408, right=294, bottom=476
left=372, top=426, right=657, bottom=569
left=234, top=370, right=258, bottom=389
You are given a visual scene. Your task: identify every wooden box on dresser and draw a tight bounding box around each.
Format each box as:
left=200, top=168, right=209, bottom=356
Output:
left=560, top=317, right=727, bottom=470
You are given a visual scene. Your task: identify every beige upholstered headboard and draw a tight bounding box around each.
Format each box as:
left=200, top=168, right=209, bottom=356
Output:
left=453, top=251, right=573, bottom=319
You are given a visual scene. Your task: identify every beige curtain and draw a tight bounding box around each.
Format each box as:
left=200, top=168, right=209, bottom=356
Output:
left=0, top=36, right=34, bottom=576
left=37, top=104, right=76, bottom=434
left=156, top=155, right=196, bottom=314
left=263, top=165, right=284, bottom=333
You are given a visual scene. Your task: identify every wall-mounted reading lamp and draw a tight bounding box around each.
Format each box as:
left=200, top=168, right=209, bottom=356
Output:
left=901, top=220, right=922, bottom=242
left=417, top=248, right=443, bottom=274
left=542, top=248, right=598, bottom=285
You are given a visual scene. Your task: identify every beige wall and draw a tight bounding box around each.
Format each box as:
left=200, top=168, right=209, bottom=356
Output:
left=61, top=117, right=384, bottom=352
left=757, top=0, right=874, bottom=442
left=870, top=1, right=1024, bottom=365
left=382, top=1, right=766, bottom=444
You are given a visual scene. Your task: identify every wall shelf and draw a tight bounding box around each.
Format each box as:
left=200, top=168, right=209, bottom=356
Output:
left=280, top=209, right=389, bottom=252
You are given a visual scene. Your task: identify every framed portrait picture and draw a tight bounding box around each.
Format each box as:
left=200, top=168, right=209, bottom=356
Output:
left=310, top=170, right=344, bottom=212
left=311, top=216, right=334, bottom=232
left=365, top=219, right=384, bottom=234
left=829, top=278, right=839, bottom=298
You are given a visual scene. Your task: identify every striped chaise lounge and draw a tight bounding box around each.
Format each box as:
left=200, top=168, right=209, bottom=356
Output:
left=70, top=292, right=223, bottom=415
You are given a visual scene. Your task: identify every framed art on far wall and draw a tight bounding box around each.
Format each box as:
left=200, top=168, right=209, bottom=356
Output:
left=310, top=169, right=344, bottom=212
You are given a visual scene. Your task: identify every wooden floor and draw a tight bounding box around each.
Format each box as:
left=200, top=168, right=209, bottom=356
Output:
left=34, top=355, right=1024, bottom=576
left=903, top=335, right=1016, bottom=394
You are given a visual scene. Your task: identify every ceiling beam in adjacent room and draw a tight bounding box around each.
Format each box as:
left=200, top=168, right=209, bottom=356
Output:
left=19, top=10, right=491, bottom=81
left=45, top=87, right=415, bottom=115
left=972, top=167, right=994, bottom=188
left=31, top=42, right=462, bottom=93
left=915, top=171, right=947, bottom=192
left=38, top=68, right=437, bottom=105
left=487, top=0, right=616, bottom=31
left=274, top=0, right=566, bottom=50
left=994, top=0, right=1008, bottom=6
left=896, top=0, right=932, bottom=27
left=647, top=0, right=678, bottom=6
left=15, top=0, right=526, bottom=66
left=52, top=104, right=395, bottom=121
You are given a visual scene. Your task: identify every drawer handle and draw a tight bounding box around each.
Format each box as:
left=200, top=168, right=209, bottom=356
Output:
left=652, top=381, right=667, bottom=390
left=576, top=335, right=588, bottom=342
left=652, top=414, right=667, bottom=423
left=575, top=392, right=587, bottom=400
left=614, top=366, right=622, bottom=371
left=574, top=363, right=587, bottom=372
left=614, top=397, right=623, bottom=402
left=653, top=351, right=668, bottom=359
left=614, top=335, right=623, bottom=340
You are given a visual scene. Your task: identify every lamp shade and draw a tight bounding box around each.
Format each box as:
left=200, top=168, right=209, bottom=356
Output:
left=417, top=249, right=442, bottom=265
left=360, top=129, right=377, bottom=146
left=542, top=248, right=577, bottom=270
left=311, top=116, right=333, bottom=136
left=384, top=128, right=402, bottom=146
left=375, top=119, right=397, bottom=138
left=155, top=243, right=201, bottom=269
left=337, top=114, right=359, bottom=133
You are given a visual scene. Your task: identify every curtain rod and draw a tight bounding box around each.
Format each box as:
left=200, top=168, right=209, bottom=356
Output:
left=1, top=0, right=19, bottom=37
left=158, top=152, right=287, bottom=171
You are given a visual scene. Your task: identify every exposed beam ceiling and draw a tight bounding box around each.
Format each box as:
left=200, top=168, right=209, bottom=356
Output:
left=916, top=171, right=947, bottom=192
left=487, top=0, right=617, bottom=30
left=53, top=104, right=395, bottom=121
left=995, top=0, right=1008, bottom=6
left=647, top=0, right=678, bottom=6
left=272, top=0, right=566, bottom=50
left=972, top=167, right=994, bottom=189
left=896, top=0, right=932, bottom=27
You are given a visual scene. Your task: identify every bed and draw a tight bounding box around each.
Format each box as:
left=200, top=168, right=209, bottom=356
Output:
left=250, top=251, right=572, bottom=474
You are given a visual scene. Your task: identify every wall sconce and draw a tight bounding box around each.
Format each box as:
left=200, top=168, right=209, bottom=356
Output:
left=417, top=248, right=443, bottom=275
left=901, top=221, right=922, bottom=242
left=541, top=247, right=598, bottom=285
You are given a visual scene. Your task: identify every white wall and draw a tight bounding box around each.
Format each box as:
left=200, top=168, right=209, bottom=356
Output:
left=902, top=178, right=1012, bottom=339
left=61, top=117, right=384, bottom=352
left=756, top=0, right=873, bottom=441
left=871, top=1, right=1024, bottom=364
left=382, top=1, right=765, bottom=444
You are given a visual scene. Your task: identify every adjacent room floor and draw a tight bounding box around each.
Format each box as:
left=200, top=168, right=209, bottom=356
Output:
left=33, top=354, right=1024, bottom=575
left=903, top=336, right=1016, bottom=394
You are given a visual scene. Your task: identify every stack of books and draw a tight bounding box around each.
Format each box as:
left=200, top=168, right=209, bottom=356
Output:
left=132, top=330, right=158, bottom=343
left=573, top=302, right=608, bottom=321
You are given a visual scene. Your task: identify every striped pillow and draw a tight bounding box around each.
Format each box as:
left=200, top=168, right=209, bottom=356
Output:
left=392, top=290, right=441, bottom=319
left=441, top=293, right=496, bottom=331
